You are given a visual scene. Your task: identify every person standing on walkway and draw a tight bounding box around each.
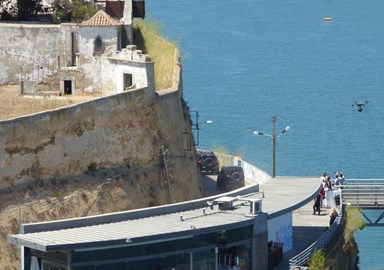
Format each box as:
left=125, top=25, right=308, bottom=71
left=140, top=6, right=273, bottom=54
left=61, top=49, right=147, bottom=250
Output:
left=329, top=207, right=339, bottom=226
left=319, top=185, right=325, bottom=208
left=313, top=193, right=321, bottom=215
left=325, top=175, right=332, bottom=189
left=321, top=172, right=328, bottom=187
left=338, top=172, right=345, bottom=186
left=334, top=172, right=341, bottom=186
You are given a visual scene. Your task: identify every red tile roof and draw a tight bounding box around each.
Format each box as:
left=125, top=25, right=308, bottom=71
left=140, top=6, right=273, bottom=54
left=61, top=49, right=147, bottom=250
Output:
left=81, top=10, right=122, bottom=27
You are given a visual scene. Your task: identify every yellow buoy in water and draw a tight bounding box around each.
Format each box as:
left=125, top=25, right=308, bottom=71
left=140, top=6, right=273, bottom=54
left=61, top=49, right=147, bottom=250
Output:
left=323, top=17, right=332, bottom=22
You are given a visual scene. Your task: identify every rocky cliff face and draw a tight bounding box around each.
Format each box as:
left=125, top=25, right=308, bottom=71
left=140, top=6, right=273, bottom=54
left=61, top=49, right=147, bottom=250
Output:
left=0, top=165, right=192, bottom=267
left=325, top=236, right=359, bottom=270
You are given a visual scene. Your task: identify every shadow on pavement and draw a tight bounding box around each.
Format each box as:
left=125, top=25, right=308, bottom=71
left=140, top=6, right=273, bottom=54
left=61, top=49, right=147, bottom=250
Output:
left=200, top=174, right=221, bottom=197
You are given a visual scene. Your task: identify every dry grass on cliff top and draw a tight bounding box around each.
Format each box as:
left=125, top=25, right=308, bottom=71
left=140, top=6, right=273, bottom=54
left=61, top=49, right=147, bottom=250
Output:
left=0, top=85, right=97, bottom=121
left=133, top=19, right=179, bottom=91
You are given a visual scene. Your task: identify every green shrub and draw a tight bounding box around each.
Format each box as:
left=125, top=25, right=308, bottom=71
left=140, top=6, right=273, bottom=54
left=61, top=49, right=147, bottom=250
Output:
left=309, top=249, right=326, bottom=270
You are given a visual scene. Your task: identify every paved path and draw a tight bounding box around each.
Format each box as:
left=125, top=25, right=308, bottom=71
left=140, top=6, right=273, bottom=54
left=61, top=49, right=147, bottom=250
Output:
left=276, top=201, right=333, bottom=269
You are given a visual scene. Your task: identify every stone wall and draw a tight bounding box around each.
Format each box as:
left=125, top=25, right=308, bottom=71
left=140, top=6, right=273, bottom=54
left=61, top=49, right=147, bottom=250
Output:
left=0, top=23, right=63, bottom=84
left=0, top=89, right=200, bottom=201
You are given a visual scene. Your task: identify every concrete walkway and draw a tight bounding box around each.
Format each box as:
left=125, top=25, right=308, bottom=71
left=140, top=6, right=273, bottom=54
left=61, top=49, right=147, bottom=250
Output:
left=276, top=201, right=333, bottom=269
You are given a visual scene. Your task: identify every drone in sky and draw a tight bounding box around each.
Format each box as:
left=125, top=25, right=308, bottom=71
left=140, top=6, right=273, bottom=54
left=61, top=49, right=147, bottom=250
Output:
left=352, top=101, right=369, bottom=112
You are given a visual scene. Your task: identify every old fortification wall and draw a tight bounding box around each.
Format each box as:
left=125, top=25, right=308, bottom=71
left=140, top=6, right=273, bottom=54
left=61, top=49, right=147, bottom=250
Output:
left=0, top=56, right=201, bottom=206
left=0, top=89, right=201, bottom=201
left=0, top=23, right=71, bottom=84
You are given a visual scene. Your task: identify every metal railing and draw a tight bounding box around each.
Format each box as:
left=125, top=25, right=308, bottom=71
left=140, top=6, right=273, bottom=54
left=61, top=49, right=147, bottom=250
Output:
left=344, top=179, right=384, bottom=185
left=340, top=179, right=384, bottom=208
left=289, top=201, right=345, bottom=269
left=289, top=179, right=384, bottom=268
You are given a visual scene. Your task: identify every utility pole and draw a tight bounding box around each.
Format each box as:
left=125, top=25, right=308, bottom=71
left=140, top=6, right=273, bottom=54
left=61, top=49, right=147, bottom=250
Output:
left=272, top=115, right=277, bottom=178
left=253, top=115, right=289, bottom=178
left=161, top=145, right=172, bottom=203
left=194, top=111, right=200, bottom=146
left=190, top=110, right=200, bottom=146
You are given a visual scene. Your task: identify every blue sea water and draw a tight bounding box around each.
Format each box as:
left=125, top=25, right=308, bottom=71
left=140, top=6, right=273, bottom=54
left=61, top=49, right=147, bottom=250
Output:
left=146, top=0, right=384, bottom=268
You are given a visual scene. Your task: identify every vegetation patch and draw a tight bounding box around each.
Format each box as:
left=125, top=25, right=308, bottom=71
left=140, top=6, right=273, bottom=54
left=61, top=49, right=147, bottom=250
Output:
left=212, top=145, right=229, bottom=155
left=308, top=249, right=326, bottom=270
left=308, top=205, right=365, bottom=269
left=343, top=205, right=365, bottom=251
left=52, top=0, right=98, bottom=23
left=133, top=19, right=179, bottom=90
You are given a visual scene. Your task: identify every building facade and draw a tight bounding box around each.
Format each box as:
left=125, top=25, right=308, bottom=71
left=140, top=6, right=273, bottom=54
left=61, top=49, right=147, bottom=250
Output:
left=9, top=187, right=269, bottom=270
left=0, top=0, right=147, bottom=96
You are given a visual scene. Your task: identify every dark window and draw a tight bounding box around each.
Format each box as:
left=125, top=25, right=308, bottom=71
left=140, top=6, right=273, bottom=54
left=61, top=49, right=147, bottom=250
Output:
left=72, top=233, right=218, bottom=263
left=94, top=36, right=104, bottom=54
left=64, top=80, right=72, bottom=95
left=123, top=73, right=133, bottom=90
left=71, top=32, right=79, bottom=66
left=133, top=0, right=145, bottom=19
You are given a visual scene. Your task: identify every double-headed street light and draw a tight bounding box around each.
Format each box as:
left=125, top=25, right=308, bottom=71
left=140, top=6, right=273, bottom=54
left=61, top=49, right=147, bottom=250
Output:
left=253, top=115, right=290, bottom=178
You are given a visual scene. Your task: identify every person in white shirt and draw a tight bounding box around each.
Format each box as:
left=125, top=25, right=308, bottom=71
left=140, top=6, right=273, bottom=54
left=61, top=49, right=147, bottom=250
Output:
left=338, top=172, right=345, bottom=186
left=321, top=172, right=328, bottom=188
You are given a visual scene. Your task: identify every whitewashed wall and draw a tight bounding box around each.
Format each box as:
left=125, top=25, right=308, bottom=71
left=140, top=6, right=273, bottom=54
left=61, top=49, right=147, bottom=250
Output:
left=268, top=212, right=293, bottom=253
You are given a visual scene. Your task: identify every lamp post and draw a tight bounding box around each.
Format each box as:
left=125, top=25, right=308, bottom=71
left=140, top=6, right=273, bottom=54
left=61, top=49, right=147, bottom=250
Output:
left=190, top=110, right=212, bottom=146
left=253, top=115, right=289, bottom=178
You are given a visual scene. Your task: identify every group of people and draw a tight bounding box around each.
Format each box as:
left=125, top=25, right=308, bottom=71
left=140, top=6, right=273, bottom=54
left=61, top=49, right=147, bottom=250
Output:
left=313, top=171, right=345, bottom=226
left=320, top=171, right=345, bottom=189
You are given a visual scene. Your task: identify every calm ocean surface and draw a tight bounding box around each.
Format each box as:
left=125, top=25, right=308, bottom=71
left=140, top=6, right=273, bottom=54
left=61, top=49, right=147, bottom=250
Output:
left=147, top=0, right=384, bottom=268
